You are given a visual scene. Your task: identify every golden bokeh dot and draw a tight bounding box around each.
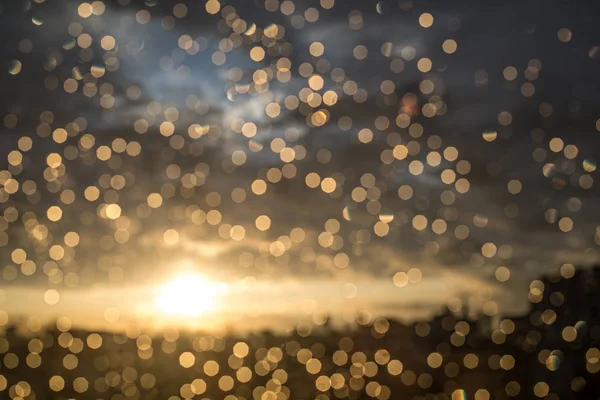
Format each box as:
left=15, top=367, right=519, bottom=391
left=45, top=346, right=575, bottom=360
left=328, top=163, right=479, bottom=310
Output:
left=557, top=28, right=572, bottom=42
left=255, top=215, right=272, bottom=231
left=310, top=42, right=325, bottom=57
left=101, top=35, right=116, bottom=50
left=218, top=375, right=234, bottom=391
left=105, top=204, right=122, bottom=220
left=233, top=342, right=249, bottom=358
left=78, top=3, right=93, bottom=18
left=179, top=352, right=195, bottom=368
left=558, top=217, right=573, bottom=232
left=11, top=248, right=27, bottom=264
left=305, top=172, right=321, bottom=188
left=84, top=186, right=100, bottom=201
left=206, top=0, right=221, bottom=14
left=562, top=326, right=577, bottom=342
left=419, top=13, right=434, bottom=28
left=44, top=289, right=60, bottom=305
left=250, top=46, right=265, bottom=62
left=163, top=229, right=179, bottom=245
left=204, top=360, right=219, bottom=376
left=18, top=136, right=33, bottom=151
left=393, top=272, right=408, bottom=288
left=507, top=179, right=522, bottom=194
left=251, top=179, right=267, bottom=195
left=265, top=102, right=281, bottom=118
left=353, top=45, right=368, bottom=60
left=503, top=66, right=518, bottom=81
left=309, top=74, right=325, bottom=90
left=412, top=215, right=428, bottom=231
left=147, top=193, right=163, bottom=208
left=136, top=10, right=151, bottom=24
left=321, top=177, right=337, bottom=193
left=49, top=375, right=65, bottom=391
left=47, top=153, right=62, bottom=168
left=495, top=266, right=511, bottom=282
left=417, top=58, right=432, bottom=72
left=374, top=221, right=389, bottom=237
left=47, top=206, right=63, bottom=222
left=427, top=352, right=443, bottom=368
left=534, top=382, right=550, bottom=397
left=160, top=121, right=175, bottom=137
left=442, top=39, right=458, bottom=54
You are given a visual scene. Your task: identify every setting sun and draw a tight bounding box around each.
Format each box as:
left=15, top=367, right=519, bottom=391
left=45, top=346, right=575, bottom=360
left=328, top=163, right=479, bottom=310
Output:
left=154, top=274, right=228, bottom=318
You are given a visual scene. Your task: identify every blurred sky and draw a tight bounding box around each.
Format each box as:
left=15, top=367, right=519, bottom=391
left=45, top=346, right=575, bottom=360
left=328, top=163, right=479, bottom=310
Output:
left=0, top=0, right=599, bottom=331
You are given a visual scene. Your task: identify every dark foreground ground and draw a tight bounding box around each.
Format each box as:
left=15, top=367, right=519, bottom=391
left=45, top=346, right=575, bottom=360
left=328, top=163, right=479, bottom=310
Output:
left=1, top=267, right=600, bottom=400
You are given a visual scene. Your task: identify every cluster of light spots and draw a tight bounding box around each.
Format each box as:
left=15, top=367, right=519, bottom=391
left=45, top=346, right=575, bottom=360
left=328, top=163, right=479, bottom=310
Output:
left=0, top=1, right=598, bottom=399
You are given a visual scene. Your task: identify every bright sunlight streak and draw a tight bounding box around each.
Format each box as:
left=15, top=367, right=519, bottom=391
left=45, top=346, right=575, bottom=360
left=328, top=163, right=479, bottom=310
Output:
left=154, top=273, right=228, bottom=318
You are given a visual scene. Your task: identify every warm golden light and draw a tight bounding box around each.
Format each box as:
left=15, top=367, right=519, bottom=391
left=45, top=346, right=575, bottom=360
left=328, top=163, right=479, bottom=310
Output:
left=154, top=274, right=228, bottom=317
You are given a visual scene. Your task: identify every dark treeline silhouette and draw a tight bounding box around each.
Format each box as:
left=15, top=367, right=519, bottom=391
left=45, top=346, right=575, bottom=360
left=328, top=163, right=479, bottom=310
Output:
left=1, top=267, right=599, bottom=400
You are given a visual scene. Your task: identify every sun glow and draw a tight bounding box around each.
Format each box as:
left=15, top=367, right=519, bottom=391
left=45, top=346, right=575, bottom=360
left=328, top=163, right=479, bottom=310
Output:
left=154, top=273, right=228, bottom=317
